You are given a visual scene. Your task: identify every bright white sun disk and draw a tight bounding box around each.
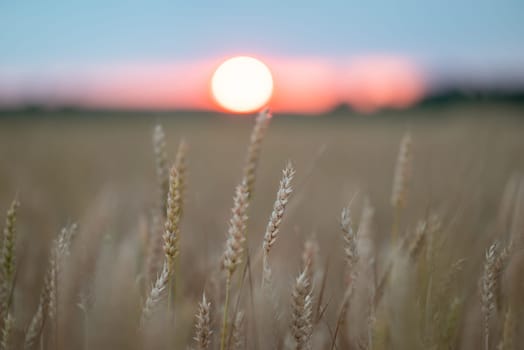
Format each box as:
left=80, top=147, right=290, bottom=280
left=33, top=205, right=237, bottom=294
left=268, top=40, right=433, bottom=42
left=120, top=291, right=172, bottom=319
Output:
left=211, top=56, right=273, bottom=113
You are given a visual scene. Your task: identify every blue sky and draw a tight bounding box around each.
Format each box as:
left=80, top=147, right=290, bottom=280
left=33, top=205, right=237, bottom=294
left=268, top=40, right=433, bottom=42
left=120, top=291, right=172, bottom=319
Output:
left=1, top=0, right=523, bottom=67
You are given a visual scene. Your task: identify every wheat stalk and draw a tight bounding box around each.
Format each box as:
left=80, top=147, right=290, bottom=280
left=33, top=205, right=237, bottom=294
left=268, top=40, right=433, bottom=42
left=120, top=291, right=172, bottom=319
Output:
left=262, top=162, right=295, bottom=287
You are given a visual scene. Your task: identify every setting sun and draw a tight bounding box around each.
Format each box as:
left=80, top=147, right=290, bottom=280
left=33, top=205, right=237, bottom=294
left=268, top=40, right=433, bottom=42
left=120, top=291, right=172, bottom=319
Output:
left=211, top=56, right=273, bottom=113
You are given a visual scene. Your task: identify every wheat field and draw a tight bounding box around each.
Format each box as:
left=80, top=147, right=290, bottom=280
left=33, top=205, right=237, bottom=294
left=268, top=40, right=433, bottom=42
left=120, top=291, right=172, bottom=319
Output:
left=0, top=103, right=523, bottom=350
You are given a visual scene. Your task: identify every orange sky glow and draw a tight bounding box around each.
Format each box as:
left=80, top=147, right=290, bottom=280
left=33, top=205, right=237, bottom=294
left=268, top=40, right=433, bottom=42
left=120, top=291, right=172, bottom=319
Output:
left=1, top=55, right=427, bottom=114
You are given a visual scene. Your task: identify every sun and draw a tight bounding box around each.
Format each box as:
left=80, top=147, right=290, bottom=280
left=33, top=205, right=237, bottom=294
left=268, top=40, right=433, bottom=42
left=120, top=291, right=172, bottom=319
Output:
left=211, top=56, right=273, bottom=113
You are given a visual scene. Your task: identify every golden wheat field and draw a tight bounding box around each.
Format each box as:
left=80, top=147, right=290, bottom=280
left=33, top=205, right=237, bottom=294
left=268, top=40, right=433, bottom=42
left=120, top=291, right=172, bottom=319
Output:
left=0, top=103, right=524, bottom=350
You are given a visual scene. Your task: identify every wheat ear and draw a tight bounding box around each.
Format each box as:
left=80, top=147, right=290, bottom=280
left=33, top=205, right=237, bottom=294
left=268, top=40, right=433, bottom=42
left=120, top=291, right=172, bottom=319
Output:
left=341, top=206, right=359, bottom=286
left=331, top=206, right=361, bottom=350
left=163, top=165, right=182, bottom=270
left=301, top=238, right=319, bottom=297
left=174, top=139, right=188, bottom=215
left=141, top=261, right=171, bottom=325
left=153, top=124, right=169, bottom=215
left=408, top=220, right=427, bottom=260
left=24, top=253, right=55, bottom=349
left=146, top=212, right=164, bottom=285
left=481, top=242, right=497, bottom=350
left=24, top=223, right=76, bottom=349
left=0, top=199, right=20, bottom=323
left=220, top=180, right=249, bottom=350
left=391, top=131, right=412, bottom=241
left=141, top=165, right=181, bottom=324
left=262, top=162, right=295, bottom=287
left=230, top=311, right=245, bottom=350
left=357, top=197, right=375, bottom=260
left=0, top=313, right=13, bottom=350
left=194, top=292, right=212, bottom=350
left=243, top=108, right=271, bottom=198
left=291, top=268, right=313, bottom=350
left=172, top=139, right=188, bottom=301
left=498, top=307, right=515, bottom=350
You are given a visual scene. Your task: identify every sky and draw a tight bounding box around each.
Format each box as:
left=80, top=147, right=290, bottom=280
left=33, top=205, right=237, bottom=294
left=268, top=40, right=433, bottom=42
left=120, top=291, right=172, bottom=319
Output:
left=1, top=0, right=524, bottom=113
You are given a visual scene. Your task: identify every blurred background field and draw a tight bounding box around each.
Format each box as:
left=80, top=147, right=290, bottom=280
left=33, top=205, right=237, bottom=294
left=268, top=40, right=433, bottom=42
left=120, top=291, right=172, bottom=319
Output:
left=1, top=102, right=524, bottom=350
left=1, top=102, right=523, bottom=284
left=1, top=102, right=524, bottom=348
left=0, top=105, right=521, bottom=235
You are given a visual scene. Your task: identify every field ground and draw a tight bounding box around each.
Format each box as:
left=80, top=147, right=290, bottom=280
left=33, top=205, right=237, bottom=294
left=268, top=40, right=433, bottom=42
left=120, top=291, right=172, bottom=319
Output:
left=0, top=102, right=523, bottom=349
